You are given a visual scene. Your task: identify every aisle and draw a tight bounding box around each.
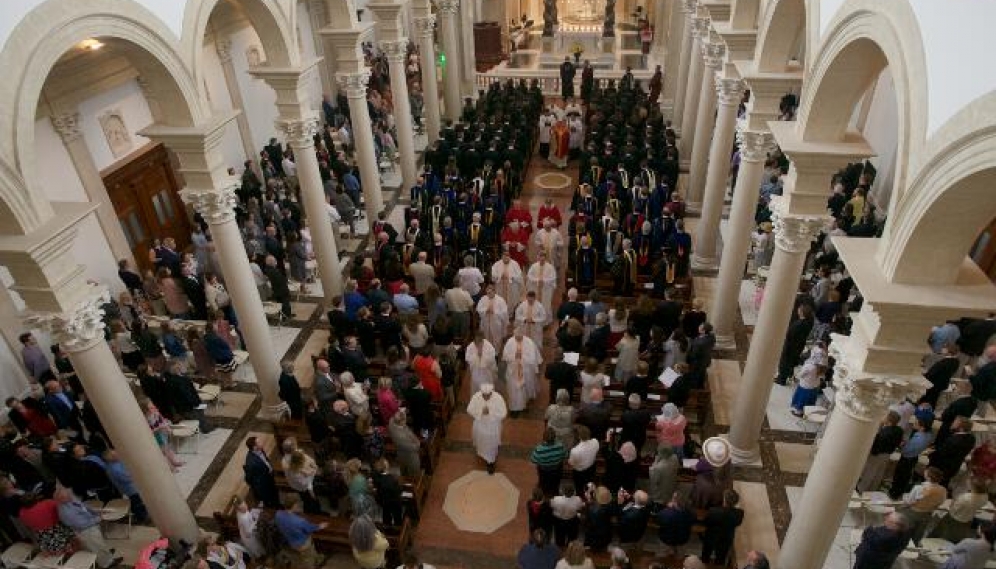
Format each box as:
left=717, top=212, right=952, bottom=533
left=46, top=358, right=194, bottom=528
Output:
left=411, top=159, right=579, bottom=568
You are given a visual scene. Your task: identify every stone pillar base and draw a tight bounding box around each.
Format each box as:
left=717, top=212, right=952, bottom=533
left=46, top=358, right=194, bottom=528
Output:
left=714, top=333, right=736, bottom=351
left=260, top=401, right=291, bottom=421
left=685, top=201, right=701, bottom=214
left=691, top=253, right=718, bottom=271
left=729, top=442, right=762, bottom=466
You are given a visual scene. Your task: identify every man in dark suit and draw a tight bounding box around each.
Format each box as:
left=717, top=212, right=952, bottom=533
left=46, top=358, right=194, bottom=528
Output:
left=853, top=512, right=912, bottom=569
left=373, top=302, right=403, bottom=354
left=545, top=348, right=578, bottom=404
left=278, top=362, right=303, bottom=419
left=371, top=458, right=404, bottom=526
left=575, top=388, right=611, bottom=442
left=263, top=225, right=286, bottom=275
left=243, top=436, right=280, bottom=508
left=616, top=489, right=651, bottom=543
left=775, top=304, right=815, bottom=384
left=701, top=489, right=745, bottom=566
left=403, top=380, right=434, bottom=436
left=43, top=380, right=82, bottom=439
left=180, top=267, right=206, bottom=319
left=164, top=362, right=214, bottom=434
left=934, top=381, right=978, bottom=446
left=687, top=323, right=716, bottom=389
left=620, top=394, right=652, bottom=455
left=556, top=288, right=586, bottom=323
left=653, top=291, right=683, bottom=338
left=624, top=361, right=651, bottom=401
left=930, top=417, right=977, bottom=484
left=264, top=255, right=292, bottom=318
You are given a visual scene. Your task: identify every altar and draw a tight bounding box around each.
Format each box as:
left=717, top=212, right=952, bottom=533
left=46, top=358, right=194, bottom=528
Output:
left=537, top=0, right=619, bottom=68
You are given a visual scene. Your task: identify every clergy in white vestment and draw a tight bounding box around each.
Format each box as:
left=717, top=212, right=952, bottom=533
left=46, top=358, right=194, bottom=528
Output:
left=464, top=333, right=498, bottom=394
left=476, top=285, right=509, bottom=347
left=534, top=219, right=564, bottom=271
left=515, top=291, right=548, bottom=349
left=491, top=250, right=524, bottom=310
left=466, top=383, right=507, bottom=473
left=502, top=328, right=542, bottom=413
left=527, top=252, right=557, bottom=325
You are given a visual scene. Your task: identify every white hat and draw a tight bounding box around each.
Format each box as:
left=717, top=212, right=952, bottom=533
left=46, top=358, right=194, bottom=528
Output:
left=481, top=383, right=495, bottom=395
left=702, top=437, right=731, bottom=467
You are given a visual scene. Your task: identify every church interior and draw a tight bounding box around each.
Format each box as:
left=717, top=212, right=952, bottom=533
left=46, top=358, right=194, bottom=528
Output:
left=2, top=1, right=996, bottom=569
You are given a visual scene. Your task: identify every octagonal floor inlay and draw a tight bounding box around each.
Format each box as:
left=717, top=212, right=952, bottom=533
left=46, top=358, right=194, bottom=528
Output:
left=442, top=470, right=520, bottom=533
left=533, top=172, right=573, bottom=191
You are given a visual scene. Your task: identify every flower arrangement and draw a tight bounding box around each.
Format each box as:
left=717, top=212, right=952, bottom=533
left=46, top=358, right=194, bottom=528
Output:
left=571, top=43, right=584, bottom=63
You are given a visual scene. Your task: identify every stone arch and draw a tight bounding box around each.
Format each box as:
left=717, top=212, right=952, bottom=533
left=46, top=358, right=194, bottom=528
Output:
left=0, top=0, right=207, bottom=236
left=754, top=0, right=806, bottom=72
left=879, top=92, right=996, bottom=285
left=184, top=0, right=299, bottom=91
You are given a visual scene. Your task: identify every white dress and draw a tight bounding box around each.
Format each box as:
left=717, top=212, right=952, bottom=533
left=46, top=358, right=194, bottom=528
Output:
left=467, top=392, right=507, bottom=463
left=580, top=371, right=608, bottom=404
left=502, top=335, right=542, bottom=411
left=236, top=508, right=264, bottom=558
left=464, top=340, right=498, bottom=394
left=491, top=258, right=524, bottom=310
left=527, top=260, right=557, bottom=325
left=515, top=299, right=548, bottom=350
left=477, top=294, right=509, bottom=348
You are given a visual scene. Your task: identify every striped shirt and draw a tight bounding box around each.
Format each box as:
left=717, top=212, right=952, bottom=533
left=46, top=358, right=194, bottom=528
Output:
left=530, top=442, right=567, bottom=469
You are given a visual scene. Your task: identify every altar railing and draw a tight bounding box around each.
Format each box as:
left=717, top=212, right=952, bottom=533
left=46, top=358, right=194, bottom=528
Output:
left=475, top=67, right=654, bottom=96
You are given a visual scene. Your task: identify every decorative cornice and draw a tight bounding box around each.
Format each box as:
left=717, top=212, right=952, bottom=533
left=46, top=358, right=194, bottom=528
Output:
left=438, top=0, right=460, bottom=16
left=692, top=16, right=711, bottom=39
left=336, top=70, right=372, bottom=99
left=25, top=285, right=110, bottom=352
left=216, top=38, right=233, bottom=64
left=715, top=77, right=743, bottom=106
left=413, top=15, right=436, bottom=36
left=682, top=0, right=698, bottom=15
left=380, top=39, right=409, bottom=62
left=276, top=116, right=320, bottom=147
left=51, top=112, right=83, bottom=143
left=738, top=129, right=773, bottom=163
left=828, top=333, right=930, bottom=422
left=180, top=186, right=239, bottom=224
left=768, top=195, right=827, bottom=253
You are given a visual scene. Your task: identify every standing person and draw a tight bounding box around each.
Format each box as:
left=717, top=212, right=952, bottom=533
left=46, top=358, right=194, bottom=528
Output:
left=853, top=512, right=912, bottom=569
left=243, top=436, right=280, bottom=508
left=856, top=410, right=904, bottom=492
left=889, top=414, right=934, bottom=500
left=518, top=528, right=560, bottom=569
left=775, top=304, right=815, bottom=385
left=655, top=403, right=688, bottom=459
left=546, top=348, right=578, bottom=404
left=477, top=285, right=509, bottom=347
left=649, top=446, right=680, bottom=507
left=700, top=489, right=745, bottom=566
left=516, top=291, right=549, bottom=349
left=529, top=251, right=558, bottom=325
left=657, top=493, right=695, bottom=557
left=568, top=425, right=598, bottom=492
left=264, top=255, right=293, bottom=319
left=503, top=328, right=542, bottom=416
left=939, top=523, right=996, bottom=569
left=531, top=428, right=567, bottom=497
left=465, top=333, right=499, bottom=394
left=492, top=249, right=525, bottom=309
left=278, top=361, right=304, bottom=419
left=275, top=496, right=327, bottom=569
left=371, top=458, right=404, bottom=527
left=55, top=487, right=122, bottom=569
left=233, top=497, right=264, bottom=559
left=349, top=515, right=389, bottom=569
left=388, top=410, right=422, bottom=477
left=614, top=328, right=640, bottom=382
left=20, top=332, right=54, bottom=383
left=560, top=57, right=577, bottom=98
left=550, top=485, right=584, bottom=547
left=545, top=389, right=576, bottom=449
left=467, top=383, right=507, bottom=474
left=899, top=466, right=948, bottom=546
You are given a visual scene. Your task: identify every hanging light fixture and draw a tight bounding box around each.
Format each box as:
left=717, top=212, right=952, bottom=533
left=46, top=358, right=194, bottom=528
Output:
left=79, top=38, right=104, bottom=51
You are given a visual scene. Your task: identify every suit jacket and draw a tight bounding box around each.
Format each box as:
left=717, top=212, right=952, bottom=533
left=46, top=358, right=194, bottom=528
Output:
left=44, top=393, right=80, bottom=431
left=616, top=504, right=650, bottom=543
left=930, top=432, right=977, bottom=478
left=620, top=408, right=652, bottom=450
left=243, top=451, right=279, bottom=506
left=853, top=525, right=911, bottom=569
left=372, top=470, right=403, bottom=506
left=278, top=372, right=303, bottom=418
left=264, top=265, right=290, bottom=301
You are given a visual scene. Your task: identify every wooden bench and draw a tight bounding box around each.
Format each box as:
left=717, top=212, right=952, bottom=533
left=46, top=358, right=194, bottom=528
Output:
left=271, top=466, right=430, bottom=521
left=213, top=508, right=412, bottom=566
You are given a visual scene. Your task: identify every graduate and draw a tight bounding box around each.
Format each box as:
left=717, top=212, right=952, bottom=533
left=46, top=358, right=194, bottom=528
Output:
left=575, top=235, right=599, bottom=288
left=613, top=239, right=639, bottom=295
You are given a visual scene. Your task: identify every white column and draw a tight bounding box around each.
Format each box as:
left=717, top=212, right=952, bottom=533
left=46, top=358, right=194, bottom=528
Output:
left=278, top=118, right=344, bottom=299
left=460, top=0, right=477, bottom=96
left=685, top=40, right=723, bottom=209
left=307, top=0, right=337, bottom=98
left=338, top=71, right=385, bottom=220
left=438, top=0, right=463, bottom=122
left=677, top=15, right=708, bottom=160
left=215, top=40, right=264, bottom=181
left=727, top=197, right=827, bottom=462
left=778, top=336, right=929, bottom=569
left=692, top=76, right=742, bottom=269
left=50, top=112, right=135, bottom=267
left=382, top=40, right=419, bottom=191
left=670, top=0, right=697, bottom=128
left=414, top=15, right=442, bottom=142
left=29, top=288, right=199, bottom=543
left=710, top=130, right=772, bottom=350
left=181, top=188, right=287, bottom=417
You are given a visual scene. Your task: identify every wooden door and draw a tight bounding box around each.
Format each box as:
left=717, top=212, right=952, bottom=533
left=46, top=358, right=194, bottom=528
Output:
left=102, top=143, right=191, bottom=272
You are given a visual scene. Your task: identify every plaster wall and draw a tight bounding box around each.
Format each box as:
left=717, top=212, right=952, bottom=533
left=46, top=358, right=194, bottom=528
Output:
left=861, top=70, right=898, bottom=214
left=295, top=1, right=324, bottom=101
left=228, top=25, right=281, bottom=151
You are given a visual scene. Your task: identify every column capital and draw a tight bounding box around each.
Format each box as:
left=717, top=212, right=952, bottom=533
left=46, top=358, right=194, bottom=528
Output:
left=51, top=112, right=83, bottom=143
left=438, top=0, right=460, bottom=15
left=380, top=39, right=409, bottom=62
left=25, top=285, right=110, bottom=352
left=769, top=195, right=828, bottom=253
left=681, top=0, right=698, bottom=15
left=692, top=16, right=712, bottom=39
left=413, top=15, right=437, bottom=36
left=715, top=77, right=743, bottom=106
left=702, top=41, right=725, bottom=69
left=180, top=186, right=239, bottom=225
left=276, top=115, right=320, bottom=147
left=336, top=70, right=371, bottom=99
left=216, top=38, right=233, bottom=64
left=828, top=333, right=930, bottom=422
left=737, top=128, right=774, bottom=162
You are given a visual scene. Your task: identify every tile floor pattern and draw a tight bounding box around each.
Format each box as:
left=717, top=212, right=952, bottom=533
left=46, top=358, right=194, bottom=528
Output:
left=86, top=141, right=879, bottom=569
